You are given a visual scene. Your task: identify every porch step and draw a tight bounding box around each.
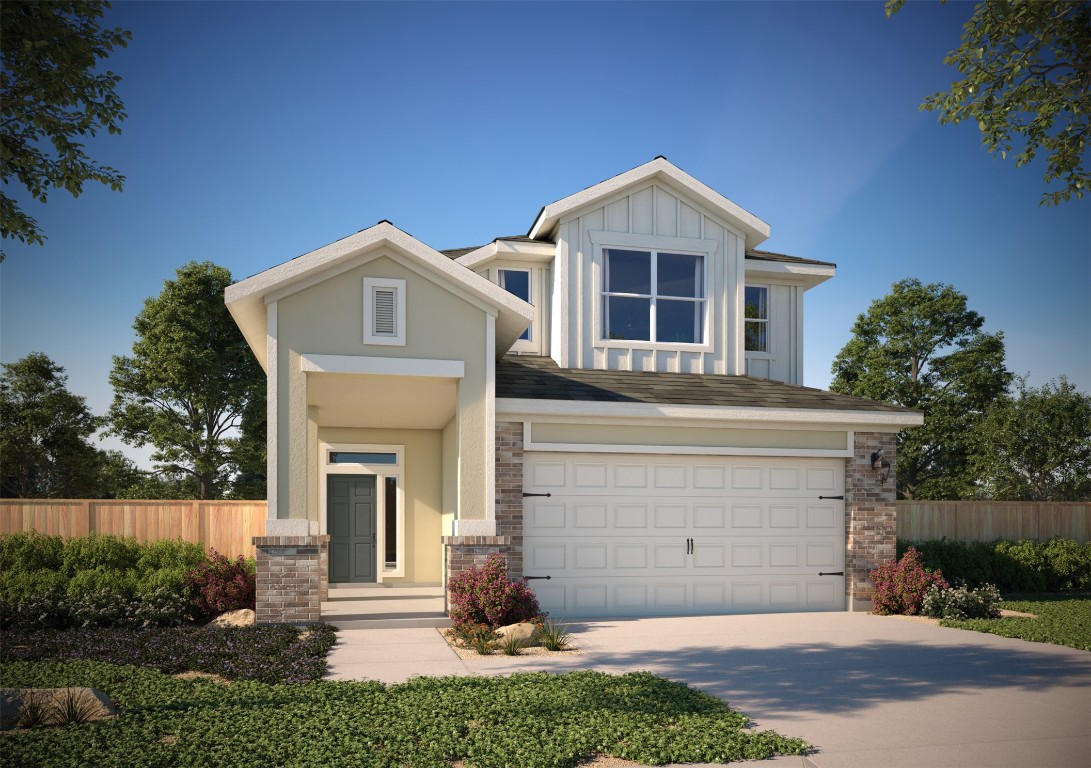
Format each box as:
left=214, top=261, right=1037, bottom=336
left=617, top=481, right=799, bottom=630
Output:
left=327, top=615, right=453, bottom=630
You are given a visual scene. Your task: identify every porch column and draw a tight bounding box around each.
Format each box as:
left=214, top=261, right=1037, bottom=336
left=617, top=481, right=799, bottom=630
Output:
left=846, top=431, right=898, bottom=612
left=253, top=533, right=330, bottom=625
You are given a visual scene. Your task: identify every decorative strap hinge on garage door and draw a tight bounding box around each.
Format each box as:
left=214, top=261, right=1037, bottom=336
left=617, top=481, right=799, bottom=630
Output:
left=522, top=492, right=552, bottom=498
left=818, top=571, right=844, bottom=576
left=818, top=495, right=844, bottom=500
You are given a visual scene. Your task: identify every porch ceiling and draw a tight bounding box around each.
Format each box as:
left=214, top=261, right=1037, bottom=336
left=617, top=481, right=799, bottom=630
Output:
left=307, top=372, right=457, bottom=429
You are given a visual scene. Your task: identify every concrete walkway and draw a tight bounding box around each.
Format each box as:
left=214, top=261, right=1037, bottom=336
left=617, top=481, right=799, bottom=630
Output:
left=324, top=612, right=1091, bottom=768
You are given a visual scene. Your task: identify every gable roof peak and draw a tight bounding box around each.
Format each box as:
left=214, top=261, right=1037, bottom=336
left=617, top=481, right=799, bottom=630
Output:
left=527, top=158, right=770, bottom=250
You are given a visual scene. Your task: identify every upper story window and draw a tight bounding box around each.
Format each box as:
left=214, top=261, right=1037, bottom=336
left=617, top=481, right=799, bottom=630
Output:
left=744, top=285, right=768, bottom=352
left=498, top=268, right=532, bottom=341
left=602, top=248, right=706, bottom=344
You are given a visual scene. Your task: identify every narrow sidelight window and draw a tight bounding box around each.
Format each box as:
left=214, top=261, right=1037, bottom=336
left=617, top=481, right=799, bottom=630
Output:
left=384, top=476, right=397, bottom=567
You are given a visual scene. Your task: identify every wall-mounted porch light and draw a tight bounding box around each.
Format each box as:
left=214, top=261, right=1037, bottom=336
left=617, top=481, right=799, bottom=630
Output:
left=871, top=449, right=891, bottom=484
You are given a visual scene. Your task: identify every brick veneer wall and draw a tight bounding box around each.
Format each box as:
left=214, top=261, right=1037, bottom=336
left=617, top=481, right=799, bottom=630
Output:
left=494, top=421, right=525, bottom=576
left=442, top=535, right=515, bottom=581
left=252, top=535, right=329, bottom=624
left=846, top=432, right=898, bottom=611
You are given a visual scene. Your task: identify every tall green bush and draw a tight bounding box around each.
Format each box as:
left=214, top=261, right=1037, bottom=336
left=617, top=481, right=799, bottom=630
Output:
left=899, top=537, right=1091, bottom=593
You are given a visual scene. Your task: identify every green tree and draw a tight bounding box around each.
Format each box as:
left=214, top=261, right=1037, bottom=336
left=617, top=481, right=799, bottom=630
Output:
left=0, top=1, right=132, bottom=260
left=107, top=262, right=266, bottom=499
left=0, top=353, right=103, bottom=497
left=972, top=376, right=1091, bottom=500
left=888, top=0, right=1090, bottom=205
left=831, top=279, right=1011, bottom=499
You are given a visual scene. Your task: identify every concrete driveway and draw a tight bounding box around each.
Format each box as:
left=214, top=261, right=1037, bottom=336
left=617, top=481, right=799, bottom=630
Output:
left=326, top=612, right=1091, bottom=768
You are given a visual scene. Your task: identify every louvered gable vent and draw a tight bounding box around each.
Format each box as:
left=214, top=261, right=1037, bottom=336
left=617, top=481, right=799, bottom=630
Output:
left=372, top=286, right=397, bottom=336
left=363, top=277, right=406, bottom=346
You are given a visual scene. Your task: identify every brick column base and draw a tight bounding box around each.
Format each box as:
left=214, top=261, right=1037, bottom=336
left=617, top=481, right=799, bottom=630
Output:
left=443, top=535, right=515, bottom=585
left=253, top=535, right=330, bottom=625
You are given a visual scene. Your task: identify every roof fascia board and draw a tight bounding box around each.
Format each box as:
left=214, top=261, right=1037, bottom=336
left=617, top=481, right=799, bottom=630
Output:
left=458, top=239, right=556, bottom=270
left=495, top=397, right=923, bottom=430
left=744, top=260, right=835, bottom=290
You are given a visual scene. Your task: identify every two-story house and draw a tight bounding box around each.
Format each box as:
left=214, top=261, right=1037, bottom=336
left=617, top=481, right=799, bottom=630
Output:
left=226, top=158, right=921, bottom=620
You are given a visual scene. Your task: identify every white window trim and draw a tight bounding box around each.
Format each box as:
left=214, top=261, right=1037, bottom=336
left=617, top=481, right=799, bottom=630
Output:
left=744, top=283, right=771, bottom=357
left=596, top=245, right=712, bottom=352
left=496, top=267, right=537, bottom=353
left=363, top=277, right=406, bottom=346
left=318, top=441, right=405, bottom=581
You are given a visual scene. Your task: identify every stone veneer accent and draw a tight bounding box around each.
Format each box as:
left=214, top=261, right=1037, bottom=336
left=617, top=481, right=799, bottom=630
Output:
left=846, top=432, right=898, bottom=611
left=253, top=535, right=329, bottom=625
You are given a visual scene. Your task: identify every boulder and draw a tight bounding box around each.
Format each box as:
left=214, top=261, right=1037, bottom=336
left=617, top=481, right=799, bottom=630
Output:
left=495, top=621, right=540, bottom=646
left=1, top=687, right=117, bottom=730
left=207, top=609, right=255, bottom=628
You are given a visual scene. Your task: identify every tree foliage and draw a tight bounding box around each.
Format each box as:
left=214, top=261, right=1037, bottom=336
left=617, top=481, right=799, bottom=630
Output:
left=831, top=279, right=1011, bottom=499
left=0, top=353, right=103, bottom=497
left=107, top=262, right=265, bottom=500
left=0, top=0, right=132, bottom=260
left=972, top=376, right=1091, bottom=501
left=888, top=0, right=1090, bottom=205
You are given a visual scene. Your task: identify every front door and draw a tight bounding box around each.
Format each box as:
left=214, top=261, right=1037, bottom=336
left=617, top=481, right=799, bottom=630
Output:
left=328, top=474, right=377, bottom=583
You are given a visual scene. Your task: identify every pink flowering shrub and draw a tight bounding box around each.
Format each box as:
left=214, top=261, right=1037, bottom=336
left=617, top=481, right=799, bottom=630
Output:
left=447, top=554, right=541, bottom=629
left=183, top=549, right=256, bottom=623
left=869, top=546, right=949, bottom=615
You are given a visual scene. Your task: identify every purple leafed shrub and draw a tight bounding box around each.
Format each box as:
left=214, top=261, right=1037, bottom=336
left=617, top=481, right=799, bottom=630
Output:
left=447, top=553, right=541, bottom=629
left=869, top=546, right=949, bottom=615
left=183, top=549, right=256, bottom=623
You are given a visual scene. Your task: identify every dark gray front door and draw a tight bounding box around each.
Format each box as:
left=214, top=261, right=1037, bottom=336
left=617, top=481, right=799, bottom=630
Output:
left=328, top=475, right=376, bottom=583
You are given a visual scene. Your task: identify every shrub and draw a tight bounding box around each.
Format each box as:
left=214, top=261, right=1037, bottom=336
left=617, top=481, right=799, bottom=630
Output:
left=66, top=567, right=138, bottom=600
left=0, top=569, right=67, bottom=601
left=0, top=587, right=189, bottom=630
left=922, top=583, right=1002, bottom=620
left=183, top=549, right=256, bottom=623
left=60, top=533, right=143, bottom=577
left=902, top=537, right=1091, bottom=593
left=869, top=547, right=949, bottom=615
left=0, top=531, right=64, bottom=572
left=447, top=554, right=541, bottom=629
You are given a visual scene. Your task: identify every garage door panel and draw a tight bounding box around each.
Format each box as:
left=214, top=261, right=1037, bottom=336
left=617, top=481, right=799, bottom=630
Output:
left=524, top=453, right=845, bottom=618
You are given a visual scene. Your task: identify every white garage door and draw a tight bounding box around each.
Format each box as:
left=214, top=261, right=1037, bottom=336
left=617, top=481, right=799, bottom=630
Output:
left=523, top=453, right=846, bottom=618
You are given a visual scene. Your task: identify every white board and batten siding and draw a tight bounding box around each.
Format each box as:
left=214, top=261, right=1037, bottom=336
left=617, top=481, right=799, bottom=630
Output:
left=551, top=180, right=803, bottom=383
left=555, top=182, right=741, bottom=375
left=744, top=282, right=804, bottom=384
left=523, top=452, right=847, bottom=618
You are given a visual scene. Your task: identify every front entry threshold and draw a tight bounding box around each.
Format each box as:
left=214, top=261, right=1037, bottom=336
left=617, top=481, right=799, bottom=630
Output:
left=321, top=585, right=450, bottom=630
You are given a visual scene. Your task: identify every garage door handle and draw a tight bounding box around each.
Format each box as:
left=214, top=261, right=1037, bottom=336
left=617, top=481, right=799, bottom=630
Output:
left=818, top=495, right=844, bottom=500
left=686, top=538, right=693, bottom=555
left=522, top=492, right=552, bottom=498
left=818, top=571, right=844, bottom=576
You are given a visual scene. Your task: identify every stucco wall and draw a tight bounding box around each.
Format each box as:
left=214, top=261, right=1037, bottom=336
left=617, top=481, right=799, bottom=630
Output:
left=274, top=252, right=490, bottom=524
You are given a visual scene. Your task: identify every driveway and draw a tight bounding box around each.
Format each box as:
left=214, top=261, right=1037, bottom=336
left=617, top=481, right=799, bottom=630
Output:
left=326, top=611, right=1091, bottom=768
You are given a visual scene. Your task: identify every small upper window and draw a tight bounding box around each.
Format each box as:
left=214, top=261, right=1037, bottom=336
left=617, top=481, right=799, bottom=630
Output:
left=744, top=285, right=768, bottom=352
left=602, top=248, right=705, bottom=344
left=329, top=451, right=398, bottom=465
left=498, top=269, right=532, bottom=341
left=363, top=277, right=406, bottom=346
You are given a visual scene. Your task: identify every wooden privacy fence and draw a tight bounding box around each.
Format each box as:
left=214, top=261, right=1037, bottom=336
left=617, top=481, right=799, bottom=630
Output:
left=0, top=500, right=268, bottom=559
left=897, top=501, right=1091, bottom=544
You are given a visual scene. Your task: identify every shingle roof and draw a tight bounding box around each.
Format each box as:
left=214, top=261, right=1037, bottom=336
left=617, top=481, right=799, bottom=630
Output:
left=496, top=356, right=912, bottom=413
left=746, top=249, right=836, bottom=268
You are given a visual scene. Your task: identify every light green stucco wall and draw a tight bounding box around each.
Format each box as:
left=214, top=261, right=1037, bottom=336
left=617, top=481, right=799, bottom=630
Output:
left=275, top=252, right=490, bottom=523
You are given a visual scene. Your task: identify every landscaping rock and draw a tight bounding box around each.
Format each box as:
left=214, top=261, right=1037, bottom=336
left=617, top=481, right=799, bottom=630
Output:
left=495, top=621, right=540, bottom=646
left=207, top=609, right=255, bottom=628
left=0, top=687, right=117, bottom=730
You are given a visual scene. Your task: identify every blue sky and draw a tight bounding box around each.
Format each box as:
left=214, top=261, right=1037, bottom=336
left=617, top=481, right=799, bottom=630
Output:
left=2, top=1, right=1088, bottom=466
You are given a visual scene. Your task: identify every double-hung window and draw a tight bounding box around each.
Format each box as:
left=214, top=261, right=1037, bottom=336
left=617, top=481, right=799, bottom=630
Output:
left=744, top=285, right=768, bottom=352
left=601, top=248, right=706, bottom=344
